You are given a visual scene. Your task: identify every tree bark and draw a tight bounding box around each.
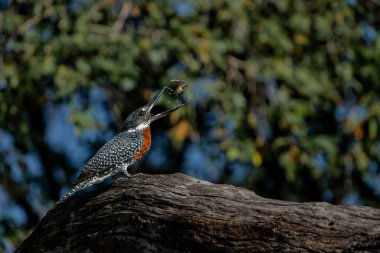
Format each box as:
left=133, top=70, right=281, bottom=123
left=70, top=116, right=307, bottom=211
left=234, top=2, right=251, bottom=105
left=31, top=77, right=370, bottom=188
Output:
left=16, top=173, right=380, bottom=253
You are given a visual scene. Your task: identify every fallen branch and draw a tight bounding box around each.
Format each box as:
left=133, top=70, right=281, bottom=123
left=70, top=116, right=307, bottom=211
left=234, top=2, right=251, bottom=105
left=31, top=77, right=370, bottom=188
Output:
left=16, top=173, right=380, bottom=252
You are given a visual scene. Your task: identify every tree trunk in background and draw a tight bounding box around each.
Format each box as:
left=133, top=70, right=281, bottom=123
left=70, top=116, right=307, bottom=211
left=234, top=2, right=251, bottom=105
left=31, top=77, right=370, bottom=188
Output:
left=16, top=173, right=380, bottom=252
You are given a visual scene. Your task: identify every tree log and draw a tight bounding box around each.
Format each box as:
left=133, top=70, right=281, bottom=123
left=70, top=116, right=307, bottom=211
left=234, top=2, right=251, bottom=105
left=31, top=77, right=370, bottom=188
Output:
left=16, top=173, right=380, bottom=252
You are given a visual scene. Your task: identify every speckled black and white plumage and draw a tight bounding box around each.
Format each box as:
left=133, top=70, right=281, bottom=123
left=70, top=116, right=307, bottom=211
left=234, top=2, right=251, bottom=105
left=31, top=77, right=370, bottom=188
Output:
left=75, top=130, right=144, bottom=185
left=57, top=129, right=145, bottom=204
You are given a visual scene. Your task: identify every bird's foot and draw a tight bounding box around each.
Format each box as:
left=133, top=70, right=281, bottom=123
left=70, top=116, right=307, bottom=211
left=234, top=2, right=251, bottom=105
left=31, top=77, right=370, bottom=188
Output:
left=123, top=169, right=132, bottom=178
left=124, top=171, right=144, bottom=178
left=131, top=172, right=144, bottom=178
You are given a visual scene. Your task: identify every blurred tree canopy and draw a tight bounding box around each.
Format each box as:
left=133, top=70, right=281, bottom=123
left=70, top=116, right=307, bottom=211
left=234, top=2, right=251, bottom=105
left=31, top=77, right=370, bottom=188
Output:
left=1, top=0, right=380, bottom=251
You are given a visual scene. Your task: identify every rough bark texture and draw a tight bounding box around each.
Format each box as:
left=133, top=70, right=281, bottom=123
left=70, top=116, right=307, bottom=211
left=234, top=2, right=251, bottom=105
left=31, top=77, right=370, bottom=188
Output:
left=16, top=173, right=380, bottom=253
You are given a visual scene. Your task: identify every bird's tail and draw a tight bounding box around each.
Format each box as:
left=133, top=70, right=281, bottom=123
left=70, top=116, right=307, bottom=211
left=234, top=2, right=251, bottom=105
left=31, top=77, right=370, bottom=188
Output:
left=56, top=183, right=84, bottom=205
left=56, top=175, right=106, bottom=205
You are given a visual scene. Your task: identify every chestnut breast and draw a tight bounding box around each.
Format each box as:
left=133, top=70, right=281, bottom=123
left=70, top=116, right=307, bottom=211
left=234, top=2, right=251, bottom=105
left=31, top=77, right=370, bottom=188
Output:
left=134, top=128, right=151, bottom=160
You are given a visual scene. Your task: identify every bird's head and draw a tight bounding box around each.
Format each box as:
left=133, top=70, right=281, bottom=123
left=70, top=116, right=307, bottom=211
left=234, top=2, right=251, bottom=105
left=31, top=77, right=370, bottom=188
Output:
left=121, top=86, right=185, bottom=132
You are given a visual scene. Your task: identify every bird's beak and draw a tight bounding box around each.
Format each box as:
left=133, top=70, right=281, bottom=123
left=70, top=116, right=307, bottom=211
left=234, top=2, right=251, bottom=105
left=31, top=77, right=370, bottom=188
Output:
left=146, top=86, right=185, bottom=122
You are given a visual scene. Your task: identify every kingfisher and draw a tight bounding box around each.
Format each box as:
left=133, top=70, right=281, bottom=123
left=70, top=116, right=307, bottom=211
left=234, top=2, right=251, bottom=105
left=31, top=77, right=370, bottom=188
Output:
left=58, top=86, right=184, bottom=204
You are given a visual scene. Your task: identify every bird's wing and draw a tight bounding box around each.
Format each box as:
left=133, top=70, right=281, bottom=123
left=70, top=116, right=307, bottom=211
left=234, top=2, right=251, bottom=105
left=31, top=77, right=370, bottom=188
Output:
left=73, top=131, right=144, bottom=187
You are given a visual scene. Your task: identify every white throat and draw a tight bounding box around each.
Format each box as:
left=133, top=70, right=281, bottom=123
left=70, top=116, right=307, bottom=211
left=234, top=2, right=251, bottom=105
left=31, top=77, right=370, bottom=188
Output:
left=127, top=122, right=150, bottom=133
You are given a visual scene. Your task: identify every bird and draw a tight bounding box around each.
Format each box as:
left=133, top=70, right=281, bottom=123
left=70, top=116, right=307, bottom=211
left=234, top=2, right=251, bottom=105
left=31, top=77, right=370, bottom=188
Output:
left=57, top=86, right=185, bottom=204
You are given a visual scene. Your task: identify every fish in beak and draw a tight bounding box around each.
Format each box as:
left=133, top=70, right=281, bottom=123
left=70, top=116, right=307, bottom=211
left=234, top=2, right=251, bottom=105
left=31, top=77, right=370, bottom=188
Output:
left=146, top=86, right=185, bottom=123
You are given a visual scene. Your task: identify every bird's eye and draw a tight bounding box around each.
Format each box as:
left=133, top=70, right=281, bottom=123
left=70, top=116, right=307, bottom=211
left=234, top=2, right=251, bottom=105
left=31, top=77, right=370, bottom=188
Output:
left=138, top=110, right=145, bottom=117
